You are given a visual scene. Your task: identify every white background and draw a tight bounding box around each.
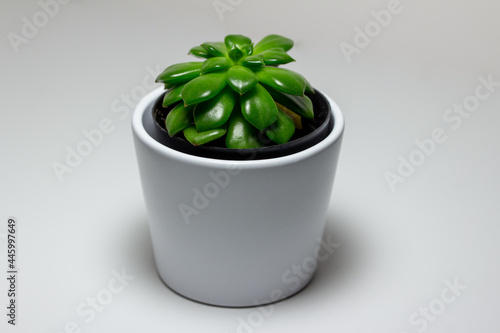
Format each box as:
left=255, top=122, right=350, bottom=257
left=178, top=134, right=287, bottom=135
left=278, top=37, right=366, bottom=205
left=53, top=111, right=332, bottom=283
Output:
left=1, top=0, right=499, bottom=332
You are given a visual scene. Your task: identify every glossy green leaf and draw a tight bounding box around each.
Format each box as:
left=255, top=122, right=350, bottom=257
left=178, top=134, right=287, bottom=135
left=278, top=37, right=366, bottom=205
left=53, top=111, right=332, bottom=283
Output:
left=253, top=34, right=294, bottom=54
left=263, top=85, right=314, bottom=119
left=156, top=62, right=203, bottom=86
left=226, top=66, right=258, bottom=95
left=183, top=125, right=226, bottom=146
left=162, top=83, right=186, bottom=107
left=290, top=70, right=314, bottom=94
left=306, top=85, right=314, bottom=94
left=226, top=106, right=263, bottom=149
left=156, top=34, right=316, bottom=148
left=265, top=109, right=295, bottom=144
left=181, top=73, right=227, bottom=106
left=276, top=102, right=303, bottom=129
left=224, top=35, right=252, bottom=51
left=165, top=103, right=194, bottom=136
left=302, top=74, right=315, bottom=94
left=241, top=44, right=253, bottom=56
left=240, top=83, right=278, bottom=131
left=259, top=48, right=295, bottom=66
left=255, top=67, right=306, bottom=96
left=201, top=57, right=232, bottom=74
left=194, top=86, right=236, bottom=131
left=201, top=42, right=227, bottom=57
left=240, top=55, right=264, bottom=68
left=228, top=47, right=244, bottom=62
left=188, top=46, right=210, bottom=59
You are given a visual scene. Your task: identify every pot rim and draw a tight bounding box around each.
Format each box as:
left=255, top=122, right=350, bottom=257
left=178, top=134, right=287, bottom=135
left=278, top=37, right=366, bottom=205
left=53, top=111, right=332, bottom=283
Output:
left=132, top=87, right=344, bottom=169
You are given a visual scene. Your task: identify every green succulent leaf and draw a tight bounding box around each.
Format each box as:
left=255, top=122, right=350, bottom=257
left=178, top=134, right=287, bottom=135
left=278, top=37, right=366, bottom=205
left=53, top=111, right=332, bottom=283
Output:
left=226, top=66, right=258, bottom=95
left=265, top=109, right=295, bottom=144
left=240, top=83, right=278, bottom=131
left=276, top=102, right=303, bottom=129
left=255, top=67, right=306, bottom=96
left=163, top=83, right=186, bottom=107
left=194, top=86, right=236, bottom=131
left=226, top=106, right=263, bottom=149
left=181, top=72, right=227, bottom=106
left=165, top=103, right=194, bottom=136
left=201, top=42, right=227, bottom=57
left=156, top=34, right=314, bottom=149
left=201, top=57, right=232, bottom=74
left=228, top=47, right=245, bottom=62
left=286, top=70, right=314, bottom=94
left=259, top=48, right=295, bottom=66
left=241, top=44, right=253, bottom=56
left=302, top=74, right=315, bottom=94
left=156, top=62, right=203, bottom=86
left=263, top=85, right=314, bottom=119
left=183, top=125, right=227, bottom=146
left=188, top=46, right=210, bottom=59
left=253, top=34, right=294, bottom=54
left=240, top=55, right=264, bottom=68
left=224, top=34, right=252, bottom=51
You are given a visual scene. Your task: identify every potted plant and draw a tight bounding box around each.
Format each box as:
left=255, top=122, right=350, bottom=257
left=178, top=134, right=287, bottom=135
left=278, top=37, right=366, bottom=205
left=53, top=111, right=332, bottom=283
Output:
left=132, top=34, right=344, bottom=307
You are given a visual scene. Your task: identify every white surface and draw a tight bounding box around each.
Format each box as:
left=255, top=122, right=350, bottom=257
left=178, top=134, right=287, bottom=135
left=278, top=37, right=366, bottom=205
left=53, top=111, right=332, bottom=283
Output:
left=1, top=0, right=499, bottom=332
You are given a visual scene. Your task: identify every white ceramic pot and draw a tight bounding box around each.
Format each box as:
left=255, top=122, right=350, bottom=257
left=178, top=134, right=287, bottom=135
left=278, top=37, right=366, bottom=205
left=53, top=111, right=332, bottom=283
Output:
left=132, top=87, right=344, bottom=307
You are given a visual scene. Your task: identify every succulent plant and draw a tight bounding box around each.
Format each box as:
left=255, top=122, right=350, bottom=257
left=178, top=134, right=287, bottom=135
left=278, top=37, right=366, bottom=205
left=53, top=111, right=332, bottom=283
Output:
left=155, top=34, right=316, bottom=149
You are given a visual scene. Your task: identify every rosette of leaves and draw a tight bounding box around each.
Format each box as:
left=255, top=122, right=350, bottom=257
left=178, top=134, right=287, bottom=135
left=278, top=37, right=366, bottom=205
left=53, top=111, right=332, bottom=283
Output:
left=155, top=34, right=315, bottom=149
